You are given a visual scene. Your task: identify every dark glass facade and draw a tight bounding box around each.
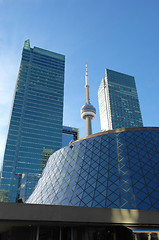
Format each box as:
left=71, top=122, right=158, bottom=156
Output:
left=98, top=69, right=143, bottom=131
left=0, top=40, right=65, bottom=202
left=62, top=126, right=79, bottom=147
left=27, top=127, right=159, bottom=211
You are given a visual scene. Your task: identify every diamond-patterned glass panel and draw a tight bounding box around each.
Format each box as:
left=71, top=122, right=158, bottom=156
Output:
left=26, top=128, right=159, bottom=211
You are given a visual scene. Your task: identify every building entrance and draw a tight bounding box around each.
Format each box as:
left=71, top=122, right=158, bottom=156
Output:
left=133, top=232, right=159, bottom=240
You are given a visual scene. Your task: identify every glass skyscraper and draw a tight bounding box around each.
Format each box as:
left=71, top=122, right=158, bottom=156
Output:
left=98, top=69, right=143, bottom=131
left=0, top=40, right=65, bottom=202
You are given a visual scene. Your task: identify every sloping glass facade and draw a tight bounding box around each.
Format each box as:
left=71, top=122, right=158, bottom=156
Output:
left=27, top=127, right=159, bottom=211
left=0, top=40, right=65, bottom=202
left=98, top=69, right=143, bottom=131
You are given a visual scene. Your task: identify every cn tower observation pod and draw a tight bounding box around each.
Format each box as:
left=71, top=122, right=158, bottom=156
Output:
left=81, top=103, right=96, bottom=120
left=27, top=127, right=159, bottom=211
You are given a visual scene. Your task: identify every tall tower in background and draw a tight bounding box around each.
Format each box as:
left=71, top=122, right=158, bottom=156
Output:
left=98, top=68, right=143, bottom=131
left=0, top=40, right=65, bottom=202
left=81, top=63, right=96, bottom=136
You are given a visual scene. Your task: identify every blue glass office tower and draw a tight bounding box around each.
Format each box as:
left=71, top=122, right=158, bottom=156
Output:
left=0, top=40, right=65, bottom=202
left=98, top=69, right=143, bottom=131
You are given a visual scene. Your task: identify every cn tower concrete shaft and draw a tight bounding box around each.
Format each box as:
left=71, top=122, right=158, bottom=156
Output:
left=86, top=117, right=92, bottom=136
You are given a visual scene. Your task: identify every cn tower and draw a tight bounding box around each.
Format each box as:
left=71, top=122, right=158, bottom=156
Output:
left=81, top=63, right=96, bottom=136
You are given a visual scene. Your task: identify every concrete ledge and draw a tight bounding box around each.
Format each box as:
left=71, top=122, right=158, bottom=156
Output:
left=0, top=202, right=159, bottom=226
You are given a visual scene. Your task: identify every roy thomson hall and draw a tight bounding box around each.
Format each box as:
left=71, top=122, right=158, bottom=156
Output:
left=0, top=42, right=159, bottom=240
left=1, top=127, right=159, bottom=240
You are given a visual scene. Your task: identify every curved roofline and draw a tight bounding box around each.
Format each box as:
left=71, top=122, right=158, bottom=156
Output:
left=74, top=127, right=159, bottom=143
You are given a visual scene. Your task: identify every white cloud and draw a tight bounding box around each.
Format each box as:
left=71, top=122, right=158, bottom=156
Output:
left=0, top=47, right=19, bottom=166
left=0, top=53, right=17, bottom=102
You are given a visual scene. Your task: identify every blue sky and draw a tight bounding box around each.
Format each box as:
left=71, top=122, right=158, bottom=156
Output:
left=0, top=0, right=159, bottom=165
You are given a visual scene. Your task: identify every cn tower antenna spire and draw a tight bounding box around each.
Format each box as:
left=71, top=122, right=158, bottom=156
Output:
left=85, top=62, right=88, bottom=86
left=81, top=63, right=96, bottom=136
left=85, top=62, right=90, bottom=104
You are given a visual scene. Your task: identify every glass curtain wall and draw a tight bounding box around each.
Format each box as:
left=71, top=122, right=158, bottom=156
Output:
left=0, top=40, right=65, bottom=202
